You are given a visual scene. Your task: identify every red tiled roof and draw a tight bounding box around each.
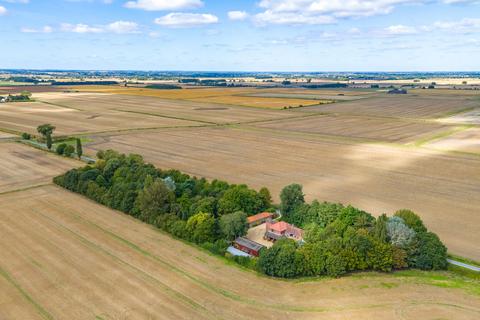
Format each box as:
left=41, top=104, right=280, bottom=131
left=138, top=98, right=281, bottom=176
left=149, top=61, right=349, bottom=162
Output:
left=247, top=212, right=273, bottom=224
left=268, top=221, right=289, bottom=233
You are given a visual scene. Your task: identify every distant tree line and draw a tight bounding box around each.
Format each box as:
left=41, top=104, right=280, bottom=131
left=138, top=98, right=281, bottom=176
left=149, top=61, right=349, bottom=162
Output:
left=145, top=84, right=182, bottom=90
left=53, top=150, right=447, bottom=278
left=50, top=81, right=118, bottom=86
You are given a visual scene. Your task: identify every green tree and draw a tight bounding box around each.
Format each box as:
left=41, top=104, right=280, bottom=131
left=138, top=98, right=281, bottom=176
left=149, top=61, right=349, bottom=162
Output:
left=374, top=214, right=388, bottom=242
left=135, top=179, right=174, bottom=223
left=413, top=232, right=447, bottom=270
left=280, top=184, right=305, bottom=220
left=64, top=145, right=74, bottom=156
left=76, top=138, right=83, bottom=159
left=394, top=209, right=427, bottom=233
left=218, top=185, right=263, bottom=215
left=37, top=124, right=55, bottom=137
left=46, top=133, right=53, bottom=150
left=56, top=143, right=67, bottom=155
left=258, top=239, right=301, bottom=278
left=258, top=187, right=272, bottom=209
left=219, top=211, right=248, bottom=240
left=186, top=212, right=216, bottom=244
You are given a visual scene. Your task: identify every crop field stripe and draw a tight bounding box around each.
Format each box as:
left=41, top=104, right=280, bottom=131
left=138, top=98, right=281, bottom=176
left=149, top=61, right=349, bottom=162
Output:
left=413, top=125, right=474, bottom=147
left=0, top=264, right=53, bottom=320
left=115, top=109, right=219, bottom=125
left=31, top=209, right=219, bottom=319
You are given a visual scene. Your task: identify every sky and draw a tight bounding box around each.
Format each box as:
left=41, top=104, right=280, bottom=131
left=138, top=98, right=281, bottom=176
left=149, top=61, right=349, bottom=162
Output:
left=0, top=0, right=479, bottom=71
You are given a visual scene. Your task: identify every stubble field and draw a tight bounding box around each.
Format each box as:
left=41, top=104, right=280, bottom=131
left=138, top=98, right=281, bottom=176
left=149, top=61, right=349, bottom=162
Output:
left=0, top=185, right=479, bottom=320
left=84, top=126, right=480, bottom=261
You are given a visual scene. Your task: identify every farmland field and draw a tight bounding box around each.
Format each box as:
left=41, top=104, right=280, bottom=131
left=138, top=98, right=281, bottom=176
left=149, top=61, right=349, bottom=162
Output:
left=299, top=95, right=480, bottom=119
left=0, top=99, right=205, bottom=136
left=68, top=86, right=328, bottom=109
left=426, top=127, right=480, bottom=154
left=0, top=142, right=79, bottom=193
left=0, top=185, right=479, bottom=320
left=84, top=126, right=480, bottom=261
left=253, top=114, right=456, bottom=143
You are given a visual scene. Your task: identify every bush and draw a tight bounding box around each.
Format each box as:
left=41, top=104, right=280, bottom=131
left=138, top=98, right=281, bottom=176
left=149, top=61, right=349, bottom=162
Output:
left=414, top=232, right=448, bottom=270
left=64, top=145, right=75, bottom=157
left=56, top=143, right=67, bottom=155
left=21, top=132, right=31, bottom=140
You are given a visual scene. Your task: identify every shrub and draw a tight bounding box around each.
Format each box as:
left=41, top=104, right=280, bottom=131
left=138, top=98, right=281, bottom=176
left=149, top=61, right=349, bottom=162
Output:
left=56, top=143, right=67, bottom=155
left=64, top=145, right=75, bottom=157
left=21, top=132, right=31, bottom=140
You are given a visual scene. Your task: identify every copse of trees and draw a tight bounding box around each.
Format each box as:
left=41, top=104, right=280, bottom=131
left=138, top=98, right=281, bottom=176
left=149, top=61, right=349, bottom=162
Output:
left=258, top=184, right=448, bottom=278
left=53, top=150, right=448, bottom=279
left=54, top=149, right=273, bottom=256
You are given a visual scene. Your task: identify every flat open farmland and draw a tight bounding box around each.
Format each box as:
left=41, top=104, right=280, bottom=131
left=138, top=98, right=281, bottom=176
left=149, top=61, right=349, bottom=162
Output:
left=35, top=92, right=302, bottom=124
left=0, top=142, right=78, bottom=193
left=68, top=86, right=333, bottom=109
left=84, top=127, right=480, bottom=261
left=299, top=95, right=480, bottom=119
left=438, top=108, right=480, bottom=125
left=253, top=114, right=456, bottom=143
left=426, top=127, right=480, bottom=154
left=1, top=185, right=479, bottom=320
left=0, top=100, right=203, bottom=135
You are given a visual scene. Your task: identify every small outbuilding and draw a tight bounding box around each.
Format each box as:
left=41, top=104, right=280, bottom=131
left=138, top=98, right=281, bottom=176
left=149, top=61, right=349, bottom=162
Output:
left=264, top=220, right=304, bottom=242
left=247, top=211, right=274, bottom=227
left=233, top=237, right=265, bottom=257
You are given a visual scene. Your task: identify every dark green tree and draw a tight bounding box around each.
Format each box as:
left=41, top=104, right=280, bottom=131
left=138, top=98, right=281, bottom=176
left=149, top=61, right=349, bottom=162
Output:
left=64, top=145, right=74, bottom=156
left=135, top=179, right=174, bottom=223
left=46, top=133, right=53, bottom=150
left=37, top=124, right=55, bottom=137
left=280, top=184, right=305, bottom=221
left=374, top=214, right=388, bottom=242
left=413, top=232, right=447, bottom=270
left=76, top=138, right=83, bottom=159
left=56, top=143, right=67, bottom=155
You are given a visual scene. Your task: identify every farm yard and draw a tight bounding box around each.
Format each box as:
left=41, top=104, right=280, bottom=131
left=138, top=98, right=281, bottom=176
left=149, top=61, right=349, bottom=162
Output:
left=0, top=184, right=479, bottom=320
left=1, top=84, right=480, bottom=319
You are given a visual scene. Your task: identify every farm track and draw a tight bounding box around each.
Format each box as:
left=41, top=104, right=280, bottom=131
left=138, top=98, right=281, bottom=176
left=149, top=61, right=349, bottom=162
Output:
left=1, top=185, right=479, bottom=319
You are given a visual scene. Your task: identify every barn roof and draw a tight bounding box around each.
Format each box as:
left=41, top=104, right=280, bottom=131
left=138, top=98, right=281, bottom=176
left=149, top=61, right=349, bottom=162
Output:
left=234, top=237, right=265, bottom=252
left=247, top=212, right=273, bottom=224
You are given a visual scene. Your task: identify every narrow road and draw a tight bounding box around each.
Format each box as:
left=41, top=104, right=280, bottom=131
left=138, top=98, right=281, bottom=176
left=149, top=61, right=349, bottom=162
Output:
left=447, top=259, right=480, bottom=272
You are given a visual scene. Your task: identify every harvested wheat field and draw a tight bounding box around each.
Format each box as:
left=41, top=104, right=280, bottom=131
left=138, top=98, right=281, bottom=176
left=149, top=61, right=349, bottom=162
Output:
left=84, top=126, right=480, bottom=261
left=34, top=92, right=303, bottom=124
left=299, top=95, right=480, bottom=119
left=0, top=185, right=479, bottom=320
left=0, top=142, right=78, bottom=193
left=253, top=114, right=456, bottom=143
left=0, top=100, right=204, bottom=135
left=67, top=86, right=333, bottom=109
left=426, top=127, right=480, bottom=154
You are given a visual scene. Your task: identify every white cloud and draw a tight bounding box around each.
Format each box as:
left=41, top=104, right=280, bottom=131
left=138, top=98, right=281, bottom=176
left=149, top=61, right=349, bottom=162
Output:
left=432, top=18, right=480, bottom=32
left=384, top=24, right=418, bottom=34
left=21, top=25, right=53, bottom=33
left=253, top=0, right=479, bottom=25
left=154, top=13, right=218, bottom=28
left=0, top=6, right=6, bottom=15
left=60, top=21, right=139, bottom=33
left=61, top=23, right=104, bottom=33
left=124, top=0, right=203, bottom=11
left=228, top=11, right=248, bottom=21
left=106, top=20, right=139, bottom=33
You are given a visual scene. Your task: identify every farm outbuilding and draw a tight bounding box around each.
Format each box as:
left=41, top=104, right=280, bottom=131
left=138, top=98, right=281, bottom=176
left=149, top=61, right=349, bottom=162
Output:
left=233, top=237, right=265, bottom=257
left=247, top=211, right=274, bottom=227
left=264, top=220, right=304, bottom=242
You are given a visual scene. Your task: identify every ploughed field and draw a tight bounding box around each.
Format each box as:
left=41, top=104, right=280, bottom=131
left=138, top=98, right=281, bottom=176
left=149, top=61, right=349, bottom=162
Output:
left=84, top=126, right=480, bottom=261
left=1, top=184, right=479, bottom=320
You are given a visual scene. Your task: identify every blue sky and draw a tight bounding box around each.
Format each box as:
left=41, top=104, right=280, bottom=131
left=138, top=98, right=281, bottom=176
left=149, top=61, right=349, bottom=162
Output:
left=0, top=0, right=479, bottom=71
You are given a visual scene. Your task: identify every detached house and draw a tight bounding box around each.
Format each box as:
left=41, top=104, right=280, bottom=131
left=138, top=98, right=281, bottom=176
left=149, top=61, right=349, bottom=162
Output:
left=264, top=220, right=304, bottom=242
